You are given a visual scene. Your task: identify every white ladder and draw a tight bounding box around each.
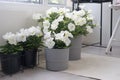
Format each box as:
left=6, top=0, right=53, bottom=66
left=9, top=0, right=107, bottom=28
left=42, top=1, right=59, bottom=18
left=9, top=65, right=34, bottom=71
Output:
left=106, top=5, right=120, bottom=54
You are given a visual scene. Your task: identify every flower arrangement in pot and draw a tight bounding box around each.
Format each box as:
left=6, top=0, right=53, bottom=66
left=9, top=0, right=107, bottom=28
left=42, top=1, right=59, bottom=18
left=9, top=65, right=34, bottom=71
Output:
left=33, top=7, right=74, bottom=71
left=33, top=7, right=96, bottom=61
left=0, top=32, right=23, bottom=75
left=65, top=8, right=96, bottom=60
left=18, top=26, right=43, bottom=68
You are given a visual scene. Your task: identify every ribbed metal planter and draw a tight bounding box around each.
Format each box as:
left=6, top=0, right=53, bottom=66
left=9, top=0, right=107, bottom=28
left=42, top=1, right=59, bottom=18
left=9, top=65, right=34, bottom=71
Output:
left=69, top=35, right=82, bottom=60
left=45, top=48, right=69, bottom=71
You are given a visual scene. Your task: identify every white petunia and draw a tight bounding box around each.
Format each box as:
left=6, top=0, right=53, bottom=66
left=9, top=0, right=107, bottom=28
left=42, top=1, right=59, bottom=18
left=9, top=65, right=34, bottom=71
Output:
left=65, top=13, right=72, bottom=19
left=86, top=26, right=93, bottom=33
left=58, top=8, right=70, bottom=15
left=74, top=17, right=87, bottom=26
left=51, top=20, right=59, bottom=30
left=36, top=26, right=43, bottom=37
left=62, top=37, right=71, bottom=46
left=3, top=32, right=17, bottom=45
left=46, top=7, right=58, bottom=16
left=32, top=13, right=42, bottom=20
left=44, top=31, right=51, bottom=40
left=16, top=32, right=26, bottom=42
left=78, top=9, right=86, bottom=17
left=43, top=20, right=50, bottom=29
left=63, top=31, right=73, bottom=38
left=44, top=38, right=55, bottom=49
left=68, top=23, right=75, bottom=31
left=57, top=16, right=64, bottom=22
left=54, top=32, right=64, bottom=40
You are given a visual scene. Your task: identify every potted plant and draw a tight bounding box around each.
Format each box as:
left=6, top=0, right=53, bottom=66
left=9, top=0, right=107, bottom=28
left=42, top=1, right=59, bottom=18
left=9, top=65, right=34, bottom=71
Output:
left=19, top=26, right=43, bottom=68
left=66, top=9, right=96, bottom=60
left=0, top=32, right=23, bottom=75
left=35, top=7, right=73, bottom=71
left=33, top=7, right=96, bottom=61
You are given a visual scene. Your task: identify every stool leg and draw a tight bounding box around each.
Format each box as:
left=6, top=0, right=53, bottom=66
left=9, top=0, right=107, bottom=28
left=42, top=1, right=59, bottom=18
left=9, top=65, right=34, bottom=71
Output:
left=106, top=16, right=120, bottom=54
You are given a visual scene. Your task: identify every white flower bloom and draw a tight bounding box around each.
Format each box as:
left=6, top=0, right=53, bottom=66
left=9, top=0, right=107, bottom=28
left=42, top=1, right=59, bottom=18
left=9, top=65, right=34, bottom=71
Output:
left=16, top=32, right=26, bottom=42
left=62, top=37, right=71, bottom=46
left=51, top=20, right=59, bottom=30
left=55, top=32, right=64, bottom=40
left=46, top=7, right=58, bottom=16
left=74, top=17, right=87, bottom=26
left=20, top=28, right=29, bottom=37
left=43, top=20, right=50, bottom=29
left=32, top=13, right=42, bottom=20
left=65, top=13, right=72, bottom=19
left=86, top=26, right=93, bottom=33
left=44, top=31, right=51, bottom=40
left=58, top=8, right=70, bottom=15
left=63, top=31, right=73, bottom=38
left=68, top=23, right=75, bottom=31
left=3, top=32, right=17, bottom=45
left=57, top=16, right=64, bottom=22
left=78, top=9, right=86, bottom=17
left=44, top=38, right=55, bottom=49
left=43, top=28, right=49, bottom=34
left=36, top=26, right=43, bottom=37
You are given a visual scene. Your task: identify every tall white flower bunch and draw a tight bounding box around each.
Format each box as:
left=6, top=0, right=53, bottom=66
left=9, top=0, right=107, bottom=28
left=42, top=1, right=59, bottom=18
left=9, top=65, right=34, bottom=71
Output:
left=33, top=7, right=95, bottom=49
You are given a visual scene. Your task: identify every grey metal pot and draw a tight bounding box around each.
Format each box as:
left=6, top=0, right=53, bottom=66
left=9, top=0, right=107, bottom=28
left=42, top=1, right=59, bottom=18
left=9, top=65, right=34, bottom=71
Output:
left=45, top=48, right=69, bottom=71
left=69, top=35, right=82, bottom=60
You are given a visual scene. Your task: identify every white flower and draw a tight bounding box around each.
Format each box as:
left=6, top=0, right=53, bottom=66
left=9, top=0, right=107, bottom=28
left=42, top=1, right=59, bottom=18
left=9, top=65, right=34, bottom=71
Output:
left=3, top=32, right=17, bottom=45
left=58, top=8, right=70, bottom=15
left=51, top=19, right=59, bottom=30
left=57, top=16, right=64, bottom=22
left=86, top=26, right=93, bottom=33
left=54, top=32, right=64, bottom=40
left=44, top=31, right=51, bottom=40
left=43, top=20, right=50, bottom=29
left=46, top=7, right=58, bottom=16
left=65, top=13, right=72, bottom=19
left=43, top=28, right=49, bottom=34
left=44, top=38, right=55, bottom=49
left=74, top=17, right=87, bottom=26
left=63, top=31, right=73, bottom=38
left=36, top=26, right=43, bottom=37
left=20, top=28, right=29, bottom=37
left=32, top=13, right=42, bottom=20
left=16, top=32, right=26, bottom=42
left=68, top=23, right=75, bottom=31
left=79, top=9, right=86, bottom=17
left=62, top=37, right=71, bottom=46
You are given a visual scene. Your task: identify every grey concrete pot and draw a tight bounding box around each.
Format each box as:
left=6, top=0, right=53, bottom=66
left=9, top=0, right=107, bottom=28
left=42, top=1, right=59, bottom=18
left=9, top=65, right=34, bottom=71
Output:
left=45, top=48, right=69, bottom=71
left=69, top=35, right=82, bottom=60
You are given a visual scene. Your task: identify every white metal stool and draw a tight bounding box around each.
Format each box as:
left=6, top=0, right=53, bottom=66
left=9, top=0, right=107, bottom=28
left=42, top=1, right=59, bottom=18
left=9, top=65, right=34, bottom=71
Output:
left=106, top=4, right=120, bottom=54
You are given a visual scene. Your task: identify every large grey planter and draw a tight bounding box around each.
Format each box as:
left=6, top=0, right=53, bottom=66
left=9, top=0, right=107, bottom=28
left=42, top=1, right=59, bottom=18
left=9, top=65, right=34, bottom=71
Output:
left=69, top=35, right=82, bottom=60
left=45, top=48, right=69, bottom=71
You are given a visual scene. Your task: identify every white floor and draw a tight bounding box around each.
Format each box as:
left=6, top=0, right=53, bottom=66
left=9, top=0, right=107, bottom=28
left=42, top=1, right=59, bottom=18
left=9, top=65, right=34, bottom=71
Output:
left=1, top=46, right=120, bottom=80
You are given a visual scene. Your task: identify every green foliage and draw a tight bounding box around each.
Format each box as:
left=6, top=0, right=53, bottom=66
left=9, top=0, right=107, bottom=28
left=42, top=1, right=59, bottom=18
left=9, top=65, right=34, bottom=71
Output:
left=0, top=43, right=23, bottom=54
left=20, top=35, right=43, bottom=50
left=54, top=40, right=69, bottom=49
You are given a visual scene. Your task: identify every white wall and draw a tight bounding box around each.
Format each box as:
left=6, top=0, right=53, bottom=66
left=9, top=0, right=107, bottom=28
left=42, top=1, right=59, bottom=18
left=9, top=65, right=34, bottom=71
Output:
left=0, top=1, right=72, bottom=45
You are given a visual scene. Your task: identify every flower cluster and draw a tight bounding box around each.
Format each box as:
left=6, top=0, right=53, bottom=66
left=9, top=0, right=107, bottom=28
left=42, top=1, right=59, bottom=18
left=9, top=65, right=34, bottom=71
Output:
left=1, top=26, right=43, bottom=54
left=33, top=7, right=95, bottom=49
